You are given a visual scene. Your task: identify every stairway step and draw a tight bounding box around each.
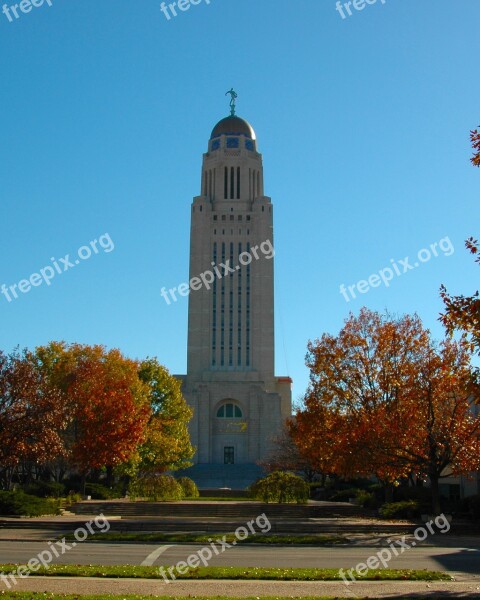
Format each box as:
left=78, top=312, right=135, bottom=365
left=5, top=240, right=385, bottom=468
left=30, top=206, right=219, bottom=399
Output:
left=70, top=500, right=367, bottom=520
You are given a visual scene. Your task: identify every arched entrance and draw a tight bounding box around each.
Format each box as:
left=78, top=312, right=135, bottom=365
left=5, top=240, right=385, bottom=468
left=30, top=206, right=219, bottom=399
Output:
left=212, top=400, right=248, bottom=464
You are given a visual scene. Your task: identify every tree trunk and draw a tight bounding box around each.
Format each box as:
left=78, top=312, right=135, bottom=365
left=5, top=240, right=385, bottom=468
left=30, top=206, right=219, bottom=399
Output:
left=385, top=483, right=394, bottom=503
left=106, top=465, right=114, bottom=488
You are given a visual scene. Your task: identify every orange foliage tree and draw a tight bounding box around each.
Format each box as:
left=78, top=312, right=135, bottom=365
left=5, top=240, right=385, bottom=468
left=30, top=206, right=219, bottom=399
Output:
left=291, top=309, right=480, bottom=513
left=440, top=238, right=480, bottom=364
left=471, top=127, right=480, bottom=167
left=260, top=421, right=322, bottom=482
left=0, top=349, right=67, bottom=489
left=439, top=129, right=480, bottom=362
left=68, top=352, right=151, bottom=474
left=35, top=342, right=151, bottom=480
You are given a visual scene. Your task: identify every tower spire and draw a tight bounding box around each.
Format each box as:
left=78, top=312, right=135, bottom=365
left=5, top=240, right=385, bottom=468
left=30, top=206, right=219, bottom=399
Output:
left=225, top=88, right=238, bottom=116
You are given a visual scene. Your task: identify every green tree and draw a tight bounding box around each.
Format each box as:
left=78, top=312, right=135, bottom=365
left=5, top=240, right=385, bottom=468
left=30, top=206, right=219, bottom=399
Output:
left=137, top=358, right=194, bottom=473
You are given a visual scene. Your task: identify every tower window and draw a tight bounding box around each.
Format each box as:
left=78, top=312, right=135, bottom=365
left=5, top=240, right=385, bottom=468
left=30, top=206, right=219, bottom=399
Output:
left=211, top=242, right=218, bottom=366
left=224, top=167, right=228, bottom=199
left=230, top=166, right=235, bottom=199
left=213, top=215, right=217, bottom=221
left=237, top=166, right=241, bottom=199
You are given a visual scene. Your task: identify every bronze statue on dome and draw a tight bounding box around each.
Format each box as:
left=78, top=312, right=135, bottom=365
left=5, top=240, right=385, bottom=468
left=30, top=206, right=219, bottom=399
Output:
left=225, top=88, right=238, bottom=116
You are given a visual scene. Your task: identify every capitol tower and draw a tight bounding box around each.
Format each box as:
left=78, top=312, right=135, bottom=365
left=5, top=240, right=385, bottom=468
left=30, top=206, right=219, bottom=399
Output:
left=177, top=92, right=292, bottom=489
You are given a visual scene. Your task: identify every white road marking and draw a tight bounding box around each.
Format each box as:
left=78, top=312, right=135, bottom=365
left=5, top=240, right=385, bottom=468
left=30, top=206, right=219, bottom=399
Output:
left=141, top=545, right=175, bottom=566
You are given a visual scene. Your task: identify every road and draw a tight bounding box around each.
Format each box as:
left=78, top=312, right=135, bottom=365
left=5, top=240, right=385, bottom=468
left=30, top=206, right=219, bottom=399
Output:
left=0, top=541, right=479, bottom=575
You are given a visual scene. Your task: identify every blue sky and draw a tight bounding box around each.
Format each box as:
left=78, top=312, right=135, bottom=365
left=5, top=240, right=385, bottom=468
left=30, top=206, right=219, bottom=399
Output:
left=1, top=0, right=478, bottom=401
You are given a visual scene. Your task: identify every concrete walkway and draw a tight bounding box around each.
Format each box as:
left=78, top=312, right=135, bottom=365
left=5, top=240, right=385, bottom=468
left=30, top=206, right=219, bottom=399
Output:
left=4, top=576, right=480, bottom=598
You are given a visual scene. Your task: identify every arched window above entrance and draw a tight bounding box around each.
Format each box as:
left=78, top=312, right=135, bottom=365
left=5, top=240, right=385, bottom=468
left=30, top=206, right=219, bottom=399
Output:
left=216, top=403, right=242, bottom=418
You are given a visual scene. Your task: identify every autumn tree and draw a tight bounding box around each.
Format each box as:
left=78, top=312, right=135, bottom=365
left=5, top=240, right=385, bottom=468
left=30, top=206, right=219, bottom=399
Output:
left=260, top=421, right=319, bottom=482
left=439, top=129, right=480, bottom=363
left=392, top=339, right=480, bottom=512
left=34, top=342, right=151, bottom=481
left=136, top=358, right=194, bottom=473
left=440, top=238, right=480, bottom=366
left=470, top=127, right=480, bottom=167
left=293, top=309, right=480, bottom=513
left=68, top=351, right=151, bottom=476
left=287, top=396, right=356, bottom=481
left=0, top=349, right=66, bottom=489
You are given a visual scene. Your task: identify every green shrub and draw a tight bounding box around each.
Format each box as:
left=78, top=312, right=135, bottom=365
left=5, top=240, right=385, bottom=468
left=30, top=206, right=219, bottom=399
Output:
left=65, top=492, right=82, bottom=506
left=394, top=485, right=432, bottom=506
left=310, top=483, right=327, bottom=500
left=249, top=471, right=309, bottom=504
left=347, top=478, right=375, bottom=490
left=62, top=475, right=82, bottom=493
left=129, top=474, right=184, bottom=501
left=23, top=481, right=65, bottom=498
left=0, top=491, right=60, bottom=517
left=177, top=477, right=199, bottom=498
left=355, top=490, right=377, bottom=509
left=85, top=483, right=119, bottom=500
left=379, top=500, right=420, bottom=519
left=329, top=488, right=360, bottom=502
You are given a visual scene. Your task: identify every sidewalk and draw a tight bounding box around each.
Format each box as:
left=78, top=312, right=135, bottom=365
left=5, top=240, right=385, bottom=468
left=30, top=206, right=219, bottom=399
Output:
left=4, top=576, right=480, bottom=598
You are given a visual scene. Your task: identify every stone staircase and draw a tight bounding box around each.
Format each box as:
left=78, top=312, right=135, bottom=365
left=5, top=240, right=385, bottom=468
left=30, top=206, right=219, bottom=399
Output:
left=175, top=463, right=264, bottom=490
left=70, top=500, right=367, bottom=519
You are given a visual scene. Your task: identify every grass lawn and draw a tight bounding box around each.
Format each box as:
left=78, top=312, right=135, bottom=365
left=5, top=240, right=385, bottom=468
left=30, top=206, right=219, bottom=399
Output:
left=82, top=532, right=345, bottom=545
left=0, top=564, right=451, bottom=581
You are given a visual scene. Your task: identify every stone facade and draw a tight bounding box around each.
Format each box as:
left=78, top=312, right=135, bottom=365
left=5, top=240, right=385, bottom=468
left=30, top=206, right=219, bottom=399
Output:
left=177, top=114, right=291, bottom=475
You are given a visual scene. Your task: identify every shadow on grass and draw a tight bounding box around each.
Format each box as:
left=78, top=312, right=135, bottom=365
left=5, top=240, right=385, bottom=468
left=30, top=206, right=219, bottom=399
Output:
left=380, top=595, right=480, bottom=599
